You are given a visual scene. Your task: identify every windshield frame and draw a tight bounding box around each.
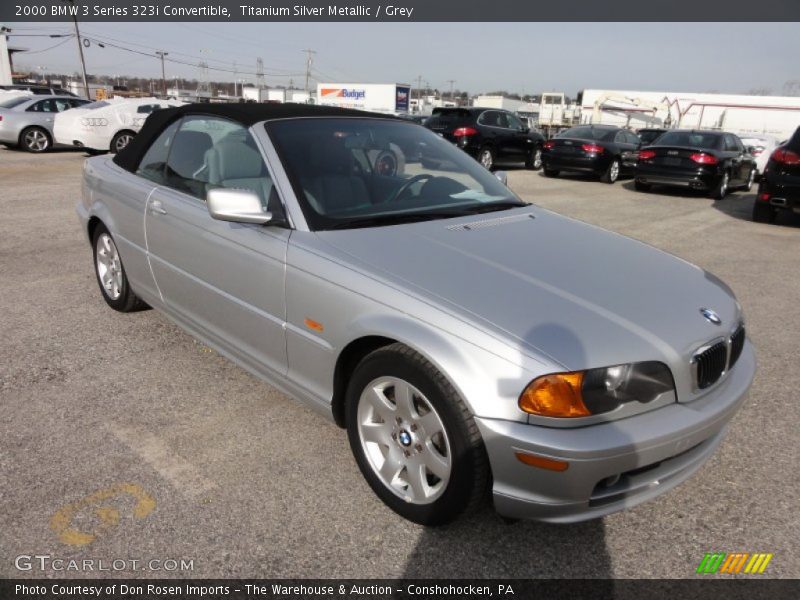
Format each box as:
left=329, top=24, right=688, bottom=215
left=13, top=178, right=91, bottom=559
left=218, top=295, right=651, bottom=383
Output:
left=265, top=116, right=524, bottom=232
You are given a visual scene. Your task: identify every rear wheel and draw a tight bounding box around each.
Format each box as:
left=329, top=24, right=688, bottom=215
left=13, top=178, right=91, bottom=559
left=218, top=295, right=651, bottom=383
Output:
left=111, top=130, right=135, bottom=154
left=526, top=146, right=543, bottom=170
left=543, top=167, right=559, bottom=178
left=20, top=126, right=51, bottom=153
left=478, top=146, right=495, bottom=171
left=752, top=202, right=776, bottom=224
left=345, top=344, right=489, bottom=525
left=601, top=158, right=620, bottom=184
left=92, top=224, right=149, bottom=312
left=711, top=172, right=730, bottom=200
left=634, top=180, right=652, bottom=192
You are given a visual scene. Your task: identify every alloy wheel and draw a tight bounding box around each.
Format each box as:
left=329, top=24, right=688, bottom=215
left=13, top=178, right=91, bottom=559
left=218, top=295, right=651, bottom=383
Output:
left=356, top=376, right=452, bottom=505
left=114, top=134, right=134, bottom=153
left=24, top=129, right=49, bottom=152
left=480, top=150, right=493, bottom=170
left=96, top=233, right=123, bottom=300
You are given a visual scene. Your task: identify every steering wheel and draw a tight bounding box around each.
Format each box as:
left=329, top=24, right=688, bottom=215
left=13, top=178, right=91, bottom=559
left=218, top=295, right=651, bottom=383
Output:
left=386, top=173, right=434, bottom=203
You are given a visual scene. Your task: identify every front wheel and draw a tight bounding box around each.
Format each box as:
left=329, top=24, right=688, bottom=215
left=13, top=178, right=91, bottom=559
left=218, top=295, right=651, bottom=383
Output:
left=601, top=158, right=620, bottom=184
left=92, top=224, right=149, bottom=312
left=345, top=344, right=489, bottom=525
left=743, top=167, right=756, bottom=192
left=526, top=146, right=543, bottom=170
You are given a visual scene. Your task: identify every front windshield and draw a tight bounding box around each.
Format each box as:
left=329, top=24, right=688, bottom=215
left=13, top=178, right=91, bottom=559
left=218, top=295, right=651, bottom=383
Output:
left=0, top=96, right=31, bottom=109
left=266, top=118, right=522, bottom=231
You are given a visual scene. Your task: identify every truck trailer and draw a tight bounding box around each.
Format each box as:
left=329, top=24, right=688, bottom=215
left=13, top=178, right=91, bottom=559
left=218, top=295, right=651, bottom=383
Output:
left=578, top=89, right=800, bottom=140
left=316, top=83, right=411, bottom=114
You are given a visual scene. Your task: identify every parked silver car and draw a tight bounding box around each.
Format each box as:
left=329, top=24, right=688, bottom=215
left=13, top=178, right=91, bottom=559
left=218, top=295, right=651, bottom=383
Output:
left=77, top=104, right=755, bottom=525
left=0, top=95, right=89, bottom=152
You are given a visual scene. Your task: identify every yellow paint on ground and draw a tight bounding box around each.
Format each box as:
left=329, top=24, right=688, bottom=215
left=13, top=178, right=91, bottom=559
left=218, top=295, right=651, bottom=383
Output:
left=49, top=482, right=155, bottom=547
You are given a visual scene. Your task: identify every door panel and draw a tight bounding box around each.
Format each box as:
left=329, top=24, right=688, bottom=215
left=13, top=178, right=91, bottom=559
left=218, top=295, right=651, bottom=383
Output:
left=145, top=187, right=289, bottom=375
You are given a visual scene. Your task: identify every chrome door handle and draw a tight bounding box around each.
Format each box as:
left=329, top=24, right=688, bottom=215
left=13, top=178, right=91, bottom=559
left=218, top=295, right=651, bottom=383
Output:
left=150, top=200, right=167, bottom=215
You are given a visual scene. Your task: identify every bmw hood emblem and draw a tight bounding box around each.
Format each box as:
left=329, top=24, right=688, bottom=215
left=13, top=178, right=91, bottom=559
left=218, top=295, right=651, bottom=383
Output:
left=398, top=430, right=412, bottom=447
left=700, top=307, right=722, bottom=325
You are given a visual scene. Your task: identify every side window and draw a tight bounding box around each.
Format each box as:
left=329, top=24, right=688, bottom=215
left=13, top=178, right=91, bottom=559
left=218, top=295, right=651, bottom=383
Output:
left=136, top=119, right=181, bottom=184
left=614, top=131, right=627, bottom=144
left=505, top=113, right=524, bottom=130
left=626, top=132, right=640, bottom=145
left=137, top=104, right=158, bottom=114
left=165, top=116, right=275, bottom=210
left=28, top=99, right=56, bottom=112
left=479, top=111, right=500, bottom=127
left=724, top=134, right=739, bottom=152
left=54, top=99, right=72, bottom=112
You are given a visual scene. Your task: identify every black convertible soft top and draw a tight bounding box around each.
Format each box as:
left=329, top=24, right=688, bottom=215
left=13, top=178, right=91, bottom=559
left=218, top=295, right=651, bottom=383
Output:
left=113, top=102, right=393, bottom=173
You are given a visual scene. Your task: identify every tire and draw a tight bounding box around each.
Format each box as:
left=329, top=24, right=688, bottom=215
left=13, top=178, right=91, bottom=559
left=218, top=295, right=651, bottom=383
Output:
left=110, top=130, right=136, bottom=154
left=543, top=167, right=559, bottom=178
left=601, top=158, right=620, bottom=184
left=752, top=202, right=776, bottom=224
left=478, top=146, right=495, bottom=171
left=20, top=126, right=52, bottom=153
left=92, top=224, right=149, bottom=312
left=743, top=167, right=756, bottom=192
left=711, top=172, right=730, bottom=200
left=345, top=343, right=489, bottom=526
left=634, top=180, right=652, bottom=192
left=526, top=146, right=543, bottom=170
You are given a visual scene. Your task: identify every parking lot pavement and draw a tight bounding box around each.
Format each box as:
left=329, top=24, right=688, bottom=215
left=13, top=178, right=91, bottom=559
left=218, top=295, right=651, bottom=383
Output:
left=1, top=148, right=798, bottom=579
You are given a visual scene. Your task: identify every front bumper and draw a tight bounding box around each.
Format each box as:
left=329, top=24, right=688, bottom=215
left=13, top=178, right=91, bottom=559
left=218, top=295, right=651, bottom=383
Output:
left=477, top=341, right=755, bottom=522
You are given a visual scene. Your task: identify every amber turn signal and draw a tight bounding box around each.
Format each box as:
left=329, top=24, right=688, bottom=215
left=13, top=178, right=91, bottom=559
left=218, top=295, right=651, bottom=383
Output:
left=514, top=452, right=570, bottom=472
left=518, top=372, right=591, bottom=418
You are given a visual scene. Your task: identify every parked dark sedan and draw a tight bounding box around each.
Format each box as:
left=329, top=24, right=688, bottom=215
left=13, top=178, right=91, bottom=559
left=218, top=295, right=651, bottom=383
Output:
left=635, top=130, right=757, bottom=200
left=753, top=127, right=800, bottom=224
left=541, top=125, right=641, bottom=184
left=424, top=107, right=545, bottom=171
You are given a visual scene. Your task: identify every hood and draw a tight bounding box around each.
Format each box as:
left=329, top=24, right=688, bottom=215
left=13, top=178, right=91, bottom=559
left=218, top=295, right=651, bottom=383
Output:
left=316, top=207, right=740, bottom=381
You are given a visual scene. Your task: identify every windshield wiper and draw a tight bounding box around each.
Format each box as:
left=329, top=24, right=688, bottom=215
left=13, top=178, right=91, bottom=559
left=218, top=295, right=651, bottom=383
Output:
left=460, top=200, right=527, bottom=214
left=323, top=201, right=528, bottom=230
left=324, top=211, right=465, bottom=230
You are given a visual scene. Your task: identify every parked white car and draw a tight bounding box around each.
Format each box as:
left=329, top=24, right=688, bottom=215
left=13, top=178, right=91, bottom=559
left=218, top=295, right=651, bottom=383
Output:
left=739, top=134, right=782, bottom=176
left=53, top=97, right=184, bottom=153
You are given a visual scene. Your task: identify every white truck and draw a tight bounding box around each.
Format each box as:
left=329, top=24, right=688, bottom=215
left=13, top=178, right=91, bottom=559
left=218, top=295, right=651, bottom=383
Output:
left=578, top=89, right=800, bottom=140
left=316, top=83, right=411, bottom=114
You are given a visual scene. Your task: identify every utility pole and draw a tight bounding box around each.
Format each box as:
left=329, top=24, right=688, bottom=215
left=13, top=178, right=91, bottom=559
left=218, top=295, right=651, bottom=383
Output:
left=64, top=0, right=90, bottom=99
left=302, top=48, right=315, bottom=92
left=415, top=75, right=423, bottom=100
left=155, top=51, right=168, bottom=97
left=446, top=79, right=456, bottom=101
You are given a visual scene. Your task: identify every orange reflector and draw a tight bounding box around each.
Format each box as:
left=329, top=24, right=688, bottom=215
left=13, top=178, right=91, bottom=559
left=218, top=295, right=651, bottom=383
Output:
left=515, top=452, right=569, bottom=472
left=518, top=372, right=591, bottom=418
left=304, top=318, right=324, bottom=332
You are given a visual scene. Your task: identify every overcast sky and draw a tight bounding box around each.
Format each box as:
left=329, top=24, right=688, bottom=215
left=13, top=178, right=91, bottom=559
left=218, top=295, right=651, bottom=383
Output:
left=8, top=22, right=800, bottom=96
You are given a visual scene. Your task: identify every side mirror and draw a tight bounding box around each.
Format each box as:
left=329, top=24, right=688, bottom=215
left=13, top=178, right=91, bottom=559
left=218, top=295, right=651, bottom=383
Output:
left=494, top=171, right=509, bottom=186
left=746, top=146, right=756, bottom=155
left=207, top=188, right=272, bottom=224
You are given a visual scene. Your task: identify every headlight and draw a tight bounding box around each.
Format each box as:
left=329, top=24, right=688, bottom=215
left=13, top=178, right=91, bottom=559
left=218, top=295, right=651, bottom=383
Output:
left=518, top=361, right=675, bottom=418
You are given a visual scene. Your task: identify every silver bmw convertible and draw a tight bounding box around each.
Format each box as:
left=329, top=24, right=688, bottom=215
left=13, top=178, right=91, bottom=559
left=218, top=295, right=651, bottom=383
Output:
left=77, top=104, right=755, bottom=525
